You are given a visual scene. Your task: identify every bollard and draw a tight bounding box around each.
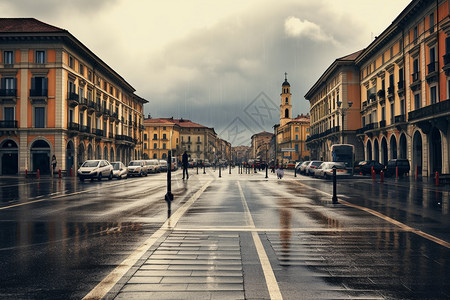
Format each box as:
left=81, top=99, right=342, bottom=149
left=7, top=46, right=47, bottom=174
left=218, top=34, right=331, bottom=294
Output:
left=332, top=167, right=338, bottom=204
left=435, top=171, right=439, bottom=187
left=165, top=150, right=174, bottom=218
left=294, top=167, right=297, bottom=177
left=37, top=169, right=40, bottom=179
left=197, top=164, right=198, bottom=174
left=25, top=168, right=28, bottom=178
left=219, top=164, right=221, bottom=178
left=70, top=168, right=73, bottom=177
left=58, top=169, right=61, bottom=178
left=265, top=163, right=268, bottom=178
left=229, top=163, right=231, bottom=175
left=380, top=170, right=384, bottom=182
left=395, top=166, right=399, bottom=180
left=203, top=164, right=206, bottom=174
left=414, top=165, right=417, bottom=181
left=371, top=168, right=375, bottom=181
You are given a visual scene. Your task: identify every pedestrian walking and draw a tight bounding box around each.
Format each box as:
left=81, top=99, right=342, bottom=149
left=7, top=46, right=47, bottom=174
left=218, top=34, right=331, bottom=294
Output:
left=51, top=155, right=57, bottom=177
left=276, top=166, right=284, bottom=179
left=182, top=151, right=189, bottom=180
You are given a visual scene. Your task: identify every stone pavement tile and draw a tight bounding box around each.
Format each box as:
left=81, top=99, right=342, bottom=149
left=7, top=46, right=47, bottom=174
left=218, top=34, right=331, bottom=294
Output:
left=134, top=270, right=192, bottom=277
left=121, top=283, right=188, bottom=292
left=168, top=265, right=242, bottom=271
left=161, top=276, right=243, bottom=284
left=145, top=259, right=242, bottom=265
left=115, top=291, right=211, bottom=300
left=190, top=270, right=243, bottom=277
left=140, top=264, right=170, bottom=270
left=127, top=276, right=163, bottom=284
left=186, top=283, right=243, bottom=291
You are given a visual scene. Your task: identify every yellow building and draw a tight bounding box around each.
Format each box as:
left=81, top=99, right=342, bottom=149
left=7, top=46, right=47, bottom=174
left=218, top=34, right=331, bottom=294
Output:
left=143, top=117, right=225, bottom=163
left=355, top=0, right=450, bottom=176
left=251, top=131, right=273, bottom=161
left=304, top=50, right=363, bottom=161
left=0, top=18, right=147, bottom=175
left=274, top=74, right=310, bottom=164
left=143, top=118, right=180, bottom=160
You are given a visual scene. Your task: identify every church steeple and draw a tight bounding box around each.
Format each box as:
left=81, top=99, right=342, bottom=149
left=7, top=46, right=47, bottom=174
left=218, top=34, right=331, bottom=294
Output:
left=280, top=72, right=292, bottom=126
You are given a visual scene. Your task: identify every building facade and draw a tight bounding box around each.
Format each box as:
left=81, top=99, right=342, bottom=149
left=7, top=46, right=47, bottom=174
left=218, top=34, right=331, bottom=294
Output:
left=0, top=18, right=147, bottom=175
left=274, top=74, right=310, bottom=165
left=142, top=117, right=230, bottom=164
left=250, top=131, right=273, bottom=161
left=143, top=118, right=180, bottom=160
left=355, top=0, right=450, bottom=176
left=305, top=51, right=364, bottom=161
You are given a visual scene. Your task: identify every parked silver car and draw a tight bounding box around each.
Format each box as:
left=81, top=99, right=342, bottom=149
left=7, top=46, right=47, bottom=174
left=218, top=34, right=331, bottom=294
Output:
left=305, top=161, right=323, bottom=176
left=147, top=159, right=161, bottom=173
left=78, top=160, right=113, bottom=182
left=158, top=159, right=168, bottom=172
left=314, top=162, right=349, bottom=179
left=111, top=161, right=128, bottom=179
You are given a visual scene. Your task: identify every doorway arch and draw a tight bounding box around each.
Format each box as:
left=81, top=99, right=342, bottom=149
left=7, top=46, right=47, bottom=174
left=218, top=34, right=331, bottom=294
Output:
left=87, top=144, right=93, bottom=160
left=380, top=137, right=388, bottom=165
left=366, top=139, right=372, bottom=160
left=373, top=139, right=380, bottom=162
left=96, top=145, right=101, bottom=159
left=399, top=133, right=407, bottom=159
left=389, top=135, right=397, bottom=160
left=1, top=139, right=18, bottom=175
left=30, top=139, right=50, bottom=174
left=413, top=131, right=423, bottom=175
left=77, top=143, right=85, bottom=167
left=430, top=128, right=442, bottom=174
left=103, top=146, right=108, bottom=161
left=66, top=140, right=74, bottom=172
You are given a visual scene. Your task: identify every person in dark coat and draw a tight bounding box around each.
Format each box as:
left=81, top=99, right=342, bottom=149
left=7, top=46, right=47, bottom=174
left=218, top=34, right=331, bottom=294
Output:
left=182, top=151, right=189, bottom=180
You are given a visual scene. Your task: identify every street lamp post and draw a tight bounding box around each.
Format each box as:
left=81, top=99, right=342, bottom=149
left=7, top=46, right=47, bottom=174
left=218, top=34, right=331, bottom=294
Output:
left=336, top=100, right=353, bottom=144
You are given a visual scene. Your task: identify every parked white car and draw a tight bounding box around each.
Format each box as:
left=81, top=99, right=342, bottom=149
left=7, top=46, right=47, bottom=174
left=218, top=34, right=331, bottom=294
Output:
left=111, top=161, right=128, bottom=179
left=78, top=160, right=113, bottom=182
left=147, top=159, right=161, bottom=173
left=128, top=160, right=147, bottom=177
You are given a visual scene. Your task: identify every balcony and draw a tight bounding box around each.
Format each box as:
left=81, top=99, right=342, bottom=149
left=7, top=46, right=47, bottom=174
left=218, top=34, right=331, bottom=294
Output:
left=394, top=114, right=406, bottom=123
left=379, top=120, right=386, bottom=128
left=368, top=93, right=376, bottom=102
left=29, top=89, right=48, bottom=97
left=0, top=89, right=17, bottom=97
left=109, top=132, right=114, bottom=139
left=87, top=101, right=96, bottom=114
left=387, top=86, right=394, bottom=101
left=94, top=129, right=103, bottom=136
left=68, top=121, right=79, bottom=131
left=79, top=97, right=88, bottom=110
left=408, top=99, right=450, bottom=123
left=67, top=92, right=79, bottom=107
left=0, top=120, right=18, bottom=128
left=80, top=125, right=91, bottom=134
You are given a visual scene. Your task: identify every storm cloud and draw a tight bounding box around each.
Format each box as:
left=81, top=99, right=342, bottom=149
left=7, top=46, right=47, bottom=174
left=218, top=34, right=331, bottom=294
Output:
left=0, top=0, right=411, bottom=145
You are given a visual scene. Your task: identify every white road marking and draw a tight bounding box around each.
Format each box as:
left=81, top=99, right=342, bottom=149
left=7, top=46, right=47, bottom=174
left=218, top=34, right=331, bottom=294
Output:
left=237, top=181, right=283, bottom=300
left=82, top=180, right=212, bottom=300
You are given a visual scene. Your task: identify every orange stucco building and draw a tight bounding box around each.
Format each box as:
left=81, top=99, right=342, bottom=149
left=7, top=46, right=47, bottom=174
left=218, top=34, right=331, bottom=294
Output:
left=0, top=18, right=147, bottom=175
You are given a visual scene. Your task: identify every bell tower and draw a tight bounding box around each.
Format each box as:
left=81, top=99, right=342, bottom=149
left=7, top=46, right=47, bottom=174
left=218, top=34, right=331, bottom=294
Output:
left=280, top=72, right=292, bottom=126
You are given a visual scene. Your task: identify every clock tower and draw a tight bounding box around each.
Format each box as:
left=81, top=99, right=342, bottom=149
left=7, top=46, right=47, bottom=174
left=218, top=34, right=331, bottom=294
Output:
left=280, top=72, right=292, bottom=126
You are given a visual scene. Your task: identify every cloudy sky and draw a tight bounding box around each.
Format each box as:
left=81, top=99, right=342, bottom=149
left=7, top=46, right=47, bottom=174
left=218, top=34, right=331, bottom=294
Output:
left=1, top=0, right=411, bottom=145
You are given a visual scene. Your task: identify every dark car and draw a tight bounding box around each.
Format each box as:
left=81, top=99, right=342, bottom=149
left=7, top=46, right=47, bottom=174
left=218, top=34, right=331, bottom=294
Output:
left=385, top=159, right=410, bottom=177
left=355, top=160, right=385, bottom=175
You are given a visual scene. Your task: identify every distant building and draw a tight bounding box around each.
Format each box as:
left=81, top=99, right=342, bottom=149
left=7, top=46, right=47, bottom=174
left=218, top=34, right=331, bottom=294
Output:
left=304, top=50, right=363, bottom=161
left=143, top=117, right=230, bottom=163
left=274, top=74, right=310, bottom=164
left=251, top=131, right=273, bottom=162
left=0, top=18, right=147, bottom=175
left=232, top=145, right=251, bottom=164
